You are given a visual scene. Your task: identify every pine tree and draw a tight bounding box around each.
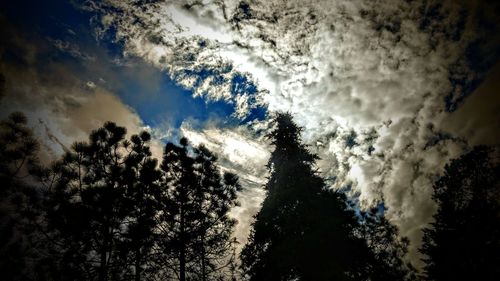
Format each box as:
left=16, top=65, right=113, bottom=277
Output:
left=118, top=131, right=161, bottom=281
left=0, top=118, right=242, bottom=281
left=158, top=138, right=240, bottom=281
left=45, top=122, right=160, bottom=281
left=0, top=112, right=45, bottom=280
left=158, top=138, right=198, bottom=281
left=240, top=113, right=373, bottom=281
left=420, top=146, right=500, bottom=281
left=192, top=145, right=241, bottom=281
left=358, top=206, right=417, bottom=281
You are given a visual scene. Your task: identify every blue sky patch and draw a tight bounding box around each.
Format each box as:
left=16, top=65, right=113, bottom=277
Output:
left=0, top=0, right=268, bottom=140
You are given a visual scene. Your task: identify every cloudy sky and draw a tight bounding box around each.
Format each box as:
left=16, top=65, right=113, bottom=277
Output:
left=1, top=0, right=499, bottom=269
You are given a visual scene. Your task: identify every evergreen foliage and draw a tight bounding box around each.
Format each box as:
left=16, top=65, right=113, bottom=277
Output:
left=0, top=112, right=44, bottom=280
left=44, top=122, right=144, bottom=280
left=158, top=138, right=240, bottom=281
left=1, top=111, right=497, bottom=281
left=240, top=113, right=374, bottom=281
left=420, top=146, right=500, bottom=281
left=358, top=206, right=417, bottom=281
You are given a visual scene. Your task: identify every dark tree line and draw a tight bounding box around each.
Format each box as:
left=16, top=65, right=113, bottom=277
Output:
left=420, top=146, right=500, bottom=281
left=0, top=113, right=240, bottom=281
left=0, top=111, right=498, bottom=280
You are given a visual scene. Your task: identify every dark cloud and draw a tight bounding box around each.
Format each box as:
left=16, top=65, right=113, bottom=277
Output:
left=440, top=62, right=500, bottom=146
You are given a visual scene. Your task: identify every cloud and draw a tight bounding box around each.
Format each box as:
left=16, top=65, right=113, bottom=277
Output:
left=48, top=37, right=96, bottom=62
left=0, top=18, right=164, bottom=163
left=180, top=121, right=270, bottom=249
left=440, top=62, right=500, bottom=146
left=84, top=0, right=500, bottom=268
left=85, top=0, right=270, bottom=119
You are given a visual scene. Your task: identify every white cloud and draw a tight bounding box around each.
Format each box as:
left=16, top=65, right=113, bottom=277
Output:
left=86, top=0, right=499, bottom=268
left=180, top=122, right=270, bottom=251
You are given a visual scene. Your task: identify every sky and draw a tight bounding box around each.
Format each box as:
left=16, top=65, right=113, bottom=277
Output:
left=0, top=0, right=499, bottom=269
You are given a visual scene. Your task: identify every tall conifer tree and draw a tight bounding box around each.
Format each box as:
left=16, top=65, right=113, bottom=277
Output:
left=118, top=131, right=161, bottom=281
left=158, top=138, right=198, bottom=281
left=241, top=113, right=373, bottom=281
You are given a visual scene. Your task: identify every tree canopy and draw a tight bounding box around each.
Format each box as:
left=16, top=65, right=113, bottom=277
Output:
left=158, top=138, right=240, bottom=281
left=1, top=112, right=498, bottom=281
left=0, top=112, right=44, bottom=280
left=0, top=117, right=240, bottom=281
left=420, top=146, right=500, bottom=281
left=241, top=113, right=376, bottom=280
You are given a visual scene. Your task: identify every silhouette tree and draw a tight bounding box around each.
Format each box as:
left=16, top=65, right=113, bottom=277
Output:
left=420, top=146, right=500, bottom=281
left=0, top=117, right=243, bottom=281
left=240, top=113, right=373, bottom=281
left=45, top=122, right=160, bottom=281
left=358, top=206, right=417, bottom=281
left=0, top=112, right=45, bottom=280
left=118, top=131, right=161, bottom=281
left=158, top=138, right=240, bottom=281
left=158, top=138, right=197, bottom=281
left=0, top=112, right=39, bottom=196
left=191, top=146, right=241, bottom=281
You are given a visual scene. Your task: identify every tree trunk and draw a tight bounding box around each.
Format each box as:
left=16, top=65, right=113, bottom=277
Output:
left=180, top=246, right=186, bottom=281
left=99, top=226, right=112, bottom=281
left=201, top=236, right=206, bottom=281
left=135, top=248, right=141, bottom=281
left=99, top=250, right=107, bottom=281
left=179, top=206, right=186, bottom=281
left=99, top=244, right=108, bottom=281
